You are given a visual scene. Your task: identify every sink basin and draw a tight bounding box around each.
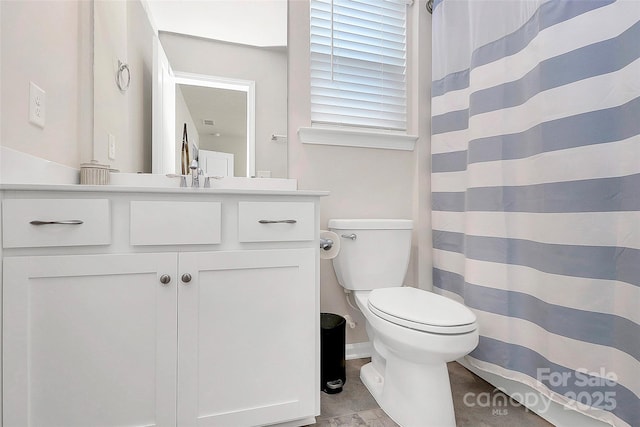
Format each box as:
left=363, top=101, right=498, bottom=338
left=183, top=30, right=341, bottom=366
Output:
left=108, top=173, right=297, bottom=191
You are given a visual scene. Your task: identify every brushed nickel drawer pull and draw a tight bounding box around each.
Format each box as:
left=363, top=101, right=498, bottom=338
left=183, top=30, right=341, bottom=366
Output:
left=258, top=219, right=297, bottom=224
left=30, top=220, right=85, bottom=226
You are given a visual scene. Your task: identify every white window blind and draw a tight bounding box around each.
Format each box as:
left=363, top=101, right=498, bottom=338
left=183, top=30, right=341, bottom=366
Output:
left=310, top=0, right=408, bottom=131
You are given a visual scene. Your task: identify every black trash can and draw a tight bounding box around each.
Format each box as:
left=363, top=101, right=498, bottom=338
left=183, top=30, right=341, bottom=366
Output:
left=320, top=313, right=346, bottom=394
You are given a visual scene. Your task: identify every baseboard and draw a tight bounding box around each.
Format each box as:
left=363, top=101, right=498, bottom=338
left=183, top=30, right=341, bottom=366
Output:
left=346, top=341, right=371, bottom=360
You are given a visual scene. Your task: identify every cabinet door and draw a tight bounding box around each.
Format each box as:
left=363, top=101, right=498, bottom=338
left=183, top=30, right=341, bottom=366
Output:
left=177, top=249, right=317, bottom=427
left=3, top=253, right=178, bottom=427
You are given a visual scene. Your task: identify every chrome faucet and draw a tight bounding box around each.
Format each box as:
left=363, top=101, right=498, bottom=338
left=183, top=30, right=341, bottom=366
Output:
left=189, top=159, right=200, bottom=188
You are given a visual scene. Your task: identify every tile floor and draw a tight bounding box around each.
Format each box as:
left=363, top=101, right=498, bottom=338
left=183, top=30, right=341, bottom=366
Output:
left=309, top=358, right=553, bottom=427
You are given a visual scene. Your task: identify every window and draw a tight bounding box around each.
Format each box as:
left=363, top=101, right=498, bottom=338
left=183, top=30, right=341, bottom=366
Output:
left=310, top=0, right=408, bottom=132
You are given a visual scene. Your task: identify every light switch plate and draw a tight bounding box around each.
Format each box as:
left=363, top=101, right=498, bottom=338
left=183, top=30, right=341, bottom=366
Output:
left=29, top=82, right=46, bottom=128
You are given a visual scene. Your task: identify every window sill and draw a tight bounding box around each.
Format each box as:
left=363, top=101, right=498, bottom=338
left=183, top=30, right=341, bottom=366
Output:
left=298, top=127, right=417, bottom=151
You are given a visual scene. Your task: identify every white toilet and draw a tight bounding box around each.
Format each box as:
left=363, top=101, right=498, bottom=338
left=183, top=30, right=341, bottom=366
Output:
left=328, top=219, right=479, bottom=427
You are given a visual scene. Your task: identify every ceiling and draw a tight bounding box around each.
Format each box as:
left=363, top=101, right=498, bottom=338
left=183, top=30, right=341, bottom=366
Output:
left=144, top=0, right=287, bottom=47
left=178, top=84, right=247, bottom=141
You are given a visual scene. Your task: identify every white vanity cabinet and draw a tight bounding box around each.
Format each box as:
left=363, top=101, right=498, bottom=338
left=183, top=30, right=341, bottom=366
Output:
left=177, top=249, right=316, bottom=426
left=3, top=253, right=179, bottom=427
left=0, top=187, right=325, bottom=427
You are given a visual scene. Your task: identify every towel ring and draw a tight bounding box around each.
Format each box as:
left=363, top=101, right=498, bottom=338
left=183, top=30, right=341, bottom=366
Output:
left=116, top=60, right=131, bottom=92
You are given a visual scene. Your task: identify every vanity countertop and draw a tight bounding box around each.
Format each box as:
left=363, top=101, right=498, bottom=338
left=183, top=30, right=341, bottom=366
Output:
left=0, top=183, right=329, bottom=197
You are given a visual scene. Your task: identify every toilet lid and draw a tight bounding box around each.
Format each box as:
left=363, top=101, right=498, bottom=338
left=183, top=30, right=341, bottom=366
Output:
left=367, top=287, right=477, bottom=334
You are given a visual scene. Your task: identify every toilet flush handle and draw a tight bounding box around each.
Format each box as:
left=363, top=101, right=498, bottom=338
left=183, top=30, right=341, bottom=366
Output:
left=341, top=233, right=357, bottom=240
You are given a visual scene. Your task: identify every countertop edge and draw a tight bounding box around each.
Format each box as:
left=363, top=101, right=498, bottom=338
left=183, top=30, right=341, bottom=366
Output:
left=0, top=183, right=330, bottom=197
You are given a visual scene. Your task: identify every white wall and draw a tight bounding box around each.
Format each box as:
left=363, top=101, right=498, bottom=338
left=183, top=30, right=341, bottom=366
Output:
left=159, top=32, right=288, bottom=179
left=0, top=0, right=92, bottom=169
left=412, top=0, right=434, bottom=293
left=288, top=0, right=432, bottom=344
left=0, top=0, right=153, bottom=173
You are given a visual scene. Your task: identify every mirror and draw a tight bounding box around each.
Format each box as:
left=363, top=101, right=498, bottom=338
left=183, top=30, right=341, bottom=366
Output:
left=93, top=0, right=288, bottom=178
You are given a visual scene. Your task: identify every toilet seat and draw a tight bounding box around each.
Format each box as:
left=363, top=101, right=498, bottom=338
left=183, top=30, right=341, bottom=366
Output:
left=367, top=287, right=477, bottom=334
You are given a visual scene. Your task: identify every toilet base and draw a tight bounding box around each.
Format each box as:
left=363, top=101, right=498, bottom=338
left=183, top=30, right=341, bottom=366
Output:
left=361, top=362, right=385, bottom=401
left=360, top=357, right=456, bottom=427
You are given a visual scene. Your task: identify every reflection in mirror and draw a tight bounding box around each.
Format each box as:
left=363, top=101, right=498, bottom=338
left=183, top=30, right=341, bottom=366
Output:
left=174, top=74, right=255, bottom=178
left=93, top=0, right=287, bottom=177
left=156, top=31, right=287, bottom=178
left=93, top=0, right=154, bottom=174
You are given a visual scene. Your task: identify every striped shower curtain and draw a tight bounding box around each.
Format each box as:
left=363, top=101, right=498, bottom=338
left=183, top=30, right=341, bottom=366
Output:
left=430, top=1, right=640, bottom=426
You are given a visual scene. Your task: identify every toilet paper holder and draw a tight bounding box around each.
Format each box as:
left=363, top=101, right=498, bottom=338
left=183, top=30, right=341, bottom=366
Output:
left=320, top=237, right=334, bottom=251
left=319, top=230, right=340, bottom=259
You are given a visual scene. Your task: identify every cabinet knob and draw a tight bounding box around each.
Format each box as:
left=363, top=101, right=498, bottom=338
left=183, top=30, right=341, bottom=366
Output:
left=181, top=273, right=192, bottom=283
left=159, top=274, right=171, bottom=285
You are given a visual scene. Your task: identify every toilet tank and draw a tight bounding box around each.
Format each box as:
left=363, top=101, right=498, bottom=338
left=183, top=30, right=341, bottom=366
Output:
left=328, top=219, right=413, bottom=291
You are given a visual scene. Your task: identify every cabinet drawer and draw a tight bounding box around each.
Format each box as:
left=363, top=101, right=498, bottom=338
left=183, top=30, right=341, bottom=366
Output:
left=130, top=201, right=221, bottom=246
left=2, top=199, right=111, bottom=248
left=238, top=201, right=315, bottom=242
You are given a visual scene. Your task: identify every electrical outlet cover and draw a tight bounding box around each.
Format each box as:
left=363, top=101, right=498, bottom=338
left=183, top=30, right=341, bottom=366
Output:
left=108, top=134, right=116, bottom=160
left=29, top=82, right=46, bottom=128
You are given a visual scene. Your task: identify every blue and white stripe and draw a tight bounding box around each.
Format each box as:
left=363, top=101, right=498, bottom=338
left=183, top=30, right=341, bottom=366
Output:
left=431, top=1, right=640, bottom=426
